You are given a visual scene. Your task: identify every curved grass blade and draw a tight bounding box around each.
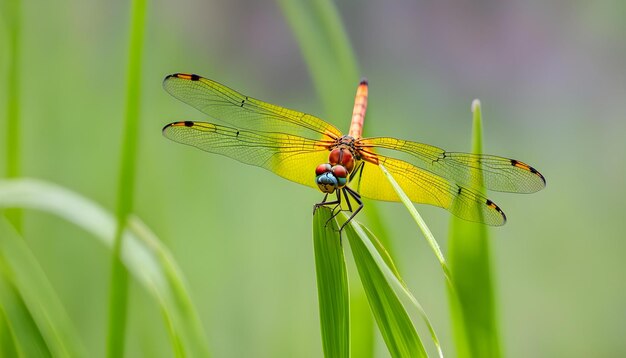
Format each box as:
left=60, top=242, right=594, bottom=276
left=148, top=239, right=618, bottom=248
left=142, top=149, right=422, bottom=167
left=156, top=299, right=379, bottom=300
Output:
left=0, top=216, right=86, bottom=357
left=358, top=225, right=443, bottom=358
left=0, top=178, right=211, bottom=357
left=313, top=207, right=349, bottom=358
left=0, top=302, right=20, bottom=357
left=378, top=164, right=452, bottom=282
left=344, top=218, right=427, bottom=358
left=448, top=100, right=501, bottom=357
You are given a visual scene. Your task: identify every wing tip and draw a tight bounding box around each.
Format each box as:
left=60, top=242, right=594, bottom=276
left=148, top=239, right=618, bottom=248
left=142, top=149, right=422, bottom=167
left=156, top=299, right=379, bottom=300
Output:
left=511, top=159, right=547, bottom=190
left=486, top=199, right=507, bottom=226
left=162, top=121, right=194, bottom=132
left=164, top=73, right=201, bottom=82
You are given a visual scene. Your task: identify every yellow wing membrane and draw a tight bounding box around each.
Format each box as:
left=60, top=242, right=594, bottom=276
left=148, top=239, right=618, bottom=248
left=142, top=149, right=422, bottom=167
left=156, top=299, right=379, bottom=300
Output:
left=163, top=73, right=342, bottom=140
left=359, top=137, right=546, bottom=193
left=163, top=121, right=331, bottom=189
left=351, top=157, right=507, bottom=226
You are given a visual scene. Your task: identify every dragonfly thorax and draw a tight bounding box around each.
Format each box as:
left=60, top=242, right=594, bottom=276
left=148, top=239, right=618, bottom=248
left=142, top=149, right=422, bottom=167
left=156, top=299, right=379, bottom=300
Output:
left=314, top=147, right=355, bottom=194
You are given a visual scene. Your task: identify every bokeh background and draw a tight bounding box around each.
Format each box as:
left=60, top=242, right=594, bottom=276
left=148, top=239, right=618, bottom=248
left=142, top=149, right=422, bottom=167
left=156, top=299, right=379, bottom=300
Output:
left=1, top=0, right=625, bottom=356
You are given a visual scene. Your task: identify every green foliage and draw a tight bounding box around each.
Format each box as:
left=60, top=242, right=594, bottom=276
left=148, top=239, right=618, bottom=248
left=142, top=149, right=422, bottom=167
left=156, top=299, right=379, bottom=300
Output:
left=0, top=179, right=211, bottom=357
left=107, top=0, right=148, bottom=355
left=344, top=217, right=426, bottom=358
left=313, top=207, right=349, bottom=358
left=448, top=100, right=501, bottom=357
left=313, top=206, right=445, bottom=357
left=0, top=217, right=86, bottom=357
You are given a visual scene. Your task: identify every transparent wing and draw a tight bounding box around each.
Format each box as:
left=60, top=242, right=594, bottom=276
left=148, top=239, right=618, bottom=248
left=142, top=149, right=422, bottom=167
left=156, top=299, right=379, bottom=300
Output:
left=163, top=73, right=343, bottom=141
left=163, top=121, right=332, bottom=190
left=358, top=137, right=546, bottom=193
left=350, top=157, right=507, bottom=226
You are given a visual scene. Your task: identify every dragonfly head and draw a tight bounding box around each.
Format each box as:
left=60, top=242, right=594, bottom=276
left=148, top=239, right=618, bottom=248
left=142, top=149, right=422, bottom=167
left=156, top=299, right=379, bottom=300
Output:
left=315, top=163, right=348, bottom=193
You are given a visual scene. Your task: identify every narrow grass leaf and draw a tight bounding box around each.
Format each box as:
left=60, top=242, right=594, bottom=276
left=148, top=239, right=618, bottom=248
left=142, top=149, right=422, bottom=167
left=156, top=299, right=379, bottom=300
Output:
left=344, top=219, right=427, bottom=358
left=0, top=178, right=211, bottom=357
left=448, top=100, right=501, bottom=357
left=275, top=0, right=359, bottom=119
left=0, top=217, right=86, bottom=357
left=2, top=0, right=23, bottom=229
left=378, top=164, right=452, bottom=282
left=358, top=225, right=443, bottom=358
left=346, top=218, right=442, bottom=357
left=0, top=273, right=50, bottom=358
left=0, top=301, right=20, bottom=358
left=107, top=0, right=148, bottom=354
left=313, top=207, right=349, bottom=358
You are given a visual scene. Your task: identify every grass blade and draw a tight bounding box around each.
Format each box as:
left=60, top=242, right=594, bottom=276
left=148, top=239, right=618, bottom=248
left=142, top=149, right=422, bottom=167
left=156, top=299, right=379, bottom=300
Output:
left=0, top=216, right=87, bottom=357
left=0, top=301, right=20, bottom=357
left=2, top=0, right=23, bottom=229
left=275, top=0, right=359, bottom=118
left=447, top=100, right=501, bottom=357
left=378, top=164, right=452, bottom=282
left=107, top=0, right=148, bottom=355
left=0, top=178, right=211, bottom=357
left=313, top=207, right=349, bottom=358
left=344, top=218, right=427, bottom=358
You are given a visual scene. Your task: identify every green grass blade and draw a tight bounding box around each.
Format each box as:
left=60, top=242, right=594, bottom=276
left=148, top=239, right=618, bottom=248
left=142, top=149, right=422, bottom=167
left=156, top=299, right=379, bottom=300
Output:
left=0, top=217, right=86, bottom=357
left=108, top=0, right=148, bottom=355
left=344, top=218, right=427, bottom=358
left=0, top=178, right=211, bottom=357
left=447, top=100, right=501, bottom=357
left=358, top=225, right=443, bottom=358
left=378, top=164, right=452, bottom=281
left=2, top=0, right=23, bottom=229
left=275, top=0, right=359, bottom=119
left=0, top=301, right=20, bottom=357
left=313, top=207, right=349, bottom=358
left=0, top=273, right=50, bottom=358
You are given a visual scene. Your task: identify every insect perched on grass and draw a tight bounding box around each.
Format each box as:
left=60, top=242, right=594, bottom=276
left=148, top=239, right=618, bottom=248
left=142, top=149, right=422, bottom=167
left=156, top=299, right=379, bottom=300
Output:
left=163, top=73, right=545, bottom=229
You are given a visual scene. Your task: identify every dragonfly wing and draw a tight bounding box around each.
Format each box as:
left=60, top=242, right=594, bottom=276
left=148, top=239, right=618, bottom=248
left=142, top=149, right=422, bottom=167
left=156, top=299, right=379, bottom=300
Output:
left=359, top=137, right=545, bottom=193
left=163, top=121, right=330, bottom=190
left=163, top=73, right=343, bottom=140
left=351, top=156, right=506, bottom=226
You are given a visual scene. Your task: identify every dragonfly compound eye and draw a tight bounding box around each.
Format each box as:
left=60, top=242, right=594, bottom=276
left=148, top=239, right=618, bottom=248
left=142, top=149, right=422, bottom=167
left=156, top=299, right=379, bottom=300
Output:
left=328, top=148, right=355, bottom=172
left=332, top=165, right=348, bottom=186
left=316, top=172, right=338, bottom=193
left=315, top=163, right=332, bottom=176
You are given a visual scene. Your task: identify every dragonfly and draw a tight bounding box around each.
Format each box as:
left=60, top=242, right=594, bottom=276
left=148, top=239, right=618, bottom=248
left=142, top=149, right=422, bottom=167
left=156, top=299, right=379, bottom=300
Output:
left=162, top=73, right=545, bottom=229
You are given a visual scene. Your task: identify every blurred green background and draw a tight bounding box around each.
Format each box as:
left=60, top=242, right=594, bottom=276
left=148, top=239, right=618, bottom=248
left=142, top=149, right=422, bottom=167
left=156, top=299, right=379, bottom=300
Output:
left=2, top=0, right=625, bottom=356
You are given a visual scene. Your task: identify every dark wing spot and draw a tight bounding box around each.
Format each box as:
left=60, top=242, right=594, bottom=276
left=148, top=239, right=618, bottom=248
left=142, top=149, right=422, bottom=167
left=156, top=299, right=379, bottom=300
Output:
left=184, top=121, right=194, bottom=127
left=190, top=74, right=200, bottom=81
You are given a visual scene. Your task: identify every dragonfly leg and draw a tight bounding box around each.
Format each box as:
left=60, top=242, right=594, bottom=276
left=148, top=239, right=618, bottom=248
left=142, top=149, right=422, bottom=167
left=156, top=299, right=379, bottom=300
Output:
left=338, top=187, right=363, bottom=233
left=326, top=191, right=344, bottom=226
left=327, top=191, right=345, bottom=223
left=342, top=187, right=354, bottom=213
